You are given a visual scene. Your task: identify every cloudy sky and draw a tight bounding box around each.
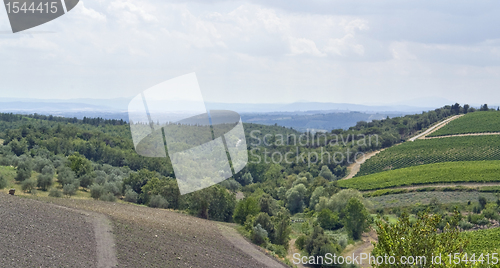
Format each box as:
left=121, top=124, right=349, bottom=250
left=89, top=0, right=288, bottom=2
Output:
left=0, top=0, right=499, bottom=105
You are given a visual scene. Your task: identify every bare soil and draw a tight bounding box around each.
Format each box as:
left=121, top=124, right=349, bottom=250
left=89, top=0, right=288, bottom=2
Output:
left=30, top=197, right=287, bottom=268
left=342, top=229, right=378, bottom=268
left=0, top=194, right=98, bottom=267
left=342, top=150, right=385, bottom=180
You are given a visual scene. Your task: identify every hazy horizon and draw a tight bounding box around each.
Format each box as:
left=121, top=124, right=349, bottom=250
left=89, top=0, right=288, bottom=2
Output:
left=1, top=0, right=499, bottom=105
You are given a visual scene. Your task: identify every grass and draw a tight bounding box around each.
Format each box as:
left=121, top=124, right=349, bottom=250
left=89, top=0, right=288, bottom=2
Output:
left=429, top=111, right=500, bottom=137
left=340, top=160, right=500, bottom=191
left=0, top=165, right=92, bottom=199
left=463, top=227, right=500, bottom=254
left=357, top=135, right=500, bottom=176
left=368, top=191, right=498, bottom=209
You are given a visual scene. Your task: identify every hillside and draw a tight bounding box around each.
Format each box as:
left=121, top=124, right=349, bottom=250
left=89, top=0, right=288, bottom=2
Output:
left=1, top=193, right=286, bottom=268
left=428, top=111, right=500, bottom=137
left=339, top=160, right=500, bottom=191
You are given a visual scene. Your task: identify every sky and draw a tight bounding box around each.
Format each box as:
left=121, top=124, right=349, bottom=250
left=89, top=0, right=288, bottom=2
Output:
left=0, top=0, right=499, bottom=105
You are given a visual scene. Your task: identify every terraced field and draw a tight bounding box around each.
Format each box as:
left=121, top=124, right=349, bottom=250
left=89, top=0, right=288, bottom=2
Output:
left=356, top=136, right=500, bottom=177
left=368, top=191, right=498, bottom=209
left=339, top=160, right=500, bottom=191
left=428, top=111, right=500, bottom=137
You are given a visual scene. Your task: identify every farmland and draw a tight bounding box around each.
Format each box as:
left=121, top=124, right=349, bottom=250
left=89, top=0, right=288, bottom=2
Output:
left=357, top=136, right=500, bottom=176
left=463, top=227, right=500, bottom=254
left=368, top=191, right=498, bottom=209
left=338, top=160, right=500, bottom=191
left=428, top=111, right=500, bottom=137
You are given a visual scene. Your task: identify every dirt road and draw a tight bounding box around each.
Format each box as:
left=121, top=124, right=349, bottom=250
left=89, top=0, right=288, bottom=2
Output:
left=408, top=114, right=464, bottom=141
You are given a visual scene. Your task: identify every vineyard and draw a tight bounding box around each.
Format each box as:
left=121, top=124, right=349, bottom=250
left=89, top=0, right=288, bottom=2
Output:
left=338, top=160, right=500, bottom=191
left=463, top=227, right=500, bottom=254
left=357, top=136, right=500, bottom=177
left=428, top=111, right=500, bottom=137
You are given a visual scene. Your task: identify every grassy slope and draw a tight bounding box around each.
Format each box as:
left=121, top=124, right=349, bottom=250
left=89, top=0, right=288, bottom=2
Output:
left=356, top=136, right=500, bottom=177
left=339, top=160, right=500, bottom=191
left=0, top=166, right=92, bottom=199
left=428, top=111, right=500, bottom=137
left=368, top=191, right=498, bottom=209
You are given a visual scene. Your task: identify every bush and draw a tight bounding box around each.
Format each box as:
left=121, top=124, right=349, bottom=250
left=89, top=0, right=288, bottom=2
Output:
left=124, top=189, right=138, bottom=203
left=99, top=192, right=116, bottom=202
left=479, top=196, right=488, bottom=209
left=0, top=175, right=7, bottom=189
left=148, top=195, right=169, bottom=209
left=63, top=182, right=79, bottom=196
left=316, top=208, right=342, bottom=230
left=482, top=207, right=499, bottom=220
left=48, top=188, right=63, bottom=198
left=79, top=174, right=95, bottom=189
left=90, top=184, right=104, bottom=200
left=459, top=221, right=474, bottom=230
left=21, top=179, right=37, bottom=193
left=37, top=174, right=53, bottom=191
left=295, top=235, right=307, bottom=250
left=251, top=224, right=268, bottom=245
left=104, top=182, right=121, bottom=196
left=468, top=213, right=485, bottom=224
left=266, top=244, right=286, bottom=258
left=477, top=218, right=490, bottom=226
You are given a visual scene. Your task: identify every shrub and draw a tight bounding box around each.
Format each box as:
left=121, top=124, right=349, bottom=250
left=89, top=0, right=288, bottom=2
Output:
left=37, top=174, right=53, bottom=191
left=148, top=195, right=169, bottom=209
left=338, top=236, right=348, bottom=249
left=266, top=244, right=286, bottom=258
left=90, top=184, right=104, bottom=200
left=459, top=221, right=474, bottom=230
left=479, top=196, right=488, bottom=209
left=295, top=235, right=307, bottom=250
left=63, top=181, right=79, bottom=196
left=482, top=207, right=499, bottom=220
left=48, top=188, right=63, bottom=198
left=124, top=189, right=138, bottom=203
left=99, top=192, right=116, bottom=202
left=0, top=175, right=7, bottom=189
left=104, top=182, right=121, bottom=196
left=21, top=179, right=37, bottom=193
left=477, top=218, right=490, bottom=226
left=468, top=213, right=485, bottom=224
left=79, top=174, right=94, bottom=189
left=316, top=208, right=342, bottom=230
left=251, top=224, right=268, bottom=245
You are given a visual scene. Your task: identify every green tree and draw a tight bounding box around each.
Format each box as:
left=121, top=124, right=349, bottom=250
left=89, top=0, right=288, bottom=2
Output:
left=343, top=197, right=370, bottom=240
left=123, top=169, right=158, bottom=203
left=15, top=160, right=32, bottom=182
left=286, top=184, right=307, bottom=214
left=373, top=211, right=471, bottom=268
left=254, top=212, right=276, bottom=243
left=233, top=196, right=260, bottom=224
left=273, top=210, right=291, bottom=247
left=241, top=172, right=254, bottom=186
left=318, top=165, right=335, bottom=181
left=316, top=208, right=342, bottom=230
left=68, top=153, right=93, bottom=178
left=264, top=164, right=283, bottom=182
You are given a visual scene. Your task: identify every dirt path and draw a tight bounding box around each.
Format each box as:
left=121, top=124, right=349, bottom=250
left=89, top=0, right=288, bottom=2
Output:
left=217, top=224, right=287, bottom=268
left=50, top=203, right=118, bottom=268
left=342, top=229, right=378, bottom=268
left=342, top=150, right=385, bottom=180
left=366, top=182, right=500, bottom=192
left=408, top=114, right=464, bottom=141
left=286, top=238, right=305, bottom=268
left=343, top=115, right=465, bottom=180
left=422, top=132, right=500, bottom=139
